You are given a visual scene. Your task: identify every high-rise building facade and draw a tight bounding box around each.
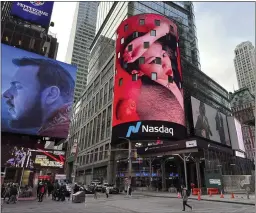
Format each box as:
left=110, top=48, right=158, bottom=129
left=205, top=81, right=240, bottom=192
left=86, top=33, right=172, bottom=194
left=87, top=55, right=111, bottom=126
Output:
left=65, top=2, right=235, bottom=185
left=67, top=2, right=98, bottom=102
left=234, top=41, right=256, bottom=94
left=230, top=88, right=255, bottom=160
left=1, top=1, right=12, bottom=22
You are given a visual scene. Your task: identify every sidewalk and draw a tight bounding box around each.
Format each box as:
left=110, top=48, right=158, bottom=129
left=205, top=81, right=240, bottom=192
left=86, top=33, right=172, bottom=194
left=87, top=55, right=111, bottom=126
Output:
left=133, top=191, right=255, bottom=206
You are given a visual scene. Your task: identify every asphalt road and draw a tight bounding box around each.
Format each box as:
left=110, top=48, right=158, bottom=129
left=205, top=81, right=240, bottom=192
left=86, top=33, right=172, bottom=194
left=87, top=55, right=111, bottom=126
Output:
left=2, top=194, right=255, bottom=213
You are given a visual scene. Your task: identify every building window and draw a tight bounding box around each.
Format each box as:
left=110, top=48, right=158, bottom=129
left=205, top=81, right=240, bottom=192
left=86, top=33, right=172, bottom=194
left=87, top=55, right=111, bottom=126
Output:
left=151, top=72, right=157, bottom=80
left=150, top=30, right=156, bottom=36
left=128, top=44, right=133, bottom=51
left=155, top=57, right=161, bottom=64
left=132, top=73, right=138, bottom=81
left=124, top=24, right=128, bottom=31
left=144, top=42, right=149, bottom=48
left=155, top=19, right=160, bottom=26
left=99, top=146, right=103, bottom=161
left=94, top=148, right=98, bottom=162
left=104, top=144, right=109, bottom=159
left=139, top=57, right=145, bottom=64
left=139, top=19, right=145, bottom=25
left=119, top=78, right=123, bottom=86
left=121, top=37, right=124, bottom=44
left=168, top=75, right=173, bottom=83
left=133, top=31, right=139, bottom=38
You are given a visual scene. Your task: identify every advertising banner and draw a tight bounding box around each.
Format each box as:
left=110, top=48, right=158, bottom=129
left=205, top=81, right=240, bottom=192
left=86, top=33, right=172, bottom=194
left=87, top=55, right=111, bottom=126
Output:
left=2, top=144, right=65, bottom=169
left=191, top=97, right=231, bottom=146
left=1, top=44, right=77, bottom=139
left=112, top=14, right=186, bottom=142
left=10, top=1, right=54, bottom=27
left=204, top=171, right=222, bottom=190
left=227, top=117, right=245, bottom=152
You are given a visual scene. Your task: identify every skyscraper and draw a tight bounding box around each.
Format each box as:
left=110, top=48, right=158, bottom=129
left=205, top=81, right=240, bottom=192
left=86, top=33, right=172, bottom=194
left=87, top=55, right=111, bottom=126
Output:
left=234, top=41, right=256, bottom=94
left=67, top=2, right=98, bottom=101
left=66, top=2, right=234, bottom=184
left=1, top=1, right=12, bottom=22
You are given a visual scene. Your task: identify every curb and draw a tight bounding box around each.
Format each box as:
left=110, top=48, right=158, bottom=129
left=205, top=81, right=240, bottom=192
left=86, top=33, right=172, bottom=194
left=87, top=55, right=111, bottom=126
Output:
left=136, top=193, right=255, bottom=206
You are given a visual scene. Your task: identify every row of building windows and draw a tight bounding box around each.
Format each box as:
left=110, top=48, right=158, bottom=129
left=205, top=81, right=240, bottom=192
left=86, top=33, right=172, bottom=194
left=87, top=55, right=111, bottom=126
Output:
left=76, top=143, right=110, bottom=167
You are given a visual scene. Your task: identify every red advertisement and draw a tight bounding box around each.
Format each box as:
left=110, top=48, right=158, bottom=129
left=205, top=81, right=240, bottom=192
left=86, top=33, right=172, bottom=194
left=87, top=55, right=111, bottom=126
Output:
left=112, top=14, right=186, bottom=141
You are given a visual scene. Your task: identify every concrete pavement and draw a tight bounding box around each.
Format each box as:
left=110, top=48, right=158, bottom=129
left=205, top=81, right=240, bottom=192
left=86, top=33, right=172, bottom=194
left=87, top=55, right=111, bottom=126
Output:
left=2, top=194, right=256, bottom=213
left=133, top=191, right=256, bottom=206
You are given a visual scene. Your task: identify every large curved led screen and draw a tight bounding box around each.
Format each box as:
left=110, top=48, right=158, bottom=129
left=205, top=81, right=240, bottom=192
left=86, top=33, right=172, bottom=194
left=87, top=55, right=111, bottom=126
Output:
left=1, top=44, right=77, bottom=138
left=112, top=14, right=186, bottom=141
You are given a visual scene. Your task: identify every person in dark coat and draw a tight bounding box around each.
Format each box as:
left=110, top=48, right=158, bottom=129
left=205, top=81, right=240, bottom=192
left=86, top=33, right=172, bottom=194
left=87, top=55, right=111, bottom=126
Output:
left=38, top=183, right=45, bottom=202
left=7, top=184, right=18, bottom=204
left=73, top=183, right=80, bottom=194
left=181, top=187, right=192, bottom=211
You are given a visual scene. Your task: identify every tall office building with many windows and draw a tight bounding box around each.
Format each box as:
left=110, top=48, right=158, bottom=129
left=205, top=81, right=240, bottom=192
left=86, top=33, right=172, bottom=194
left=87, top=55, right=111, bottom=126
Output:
left=1, top=1, right=12, bottom=22
left=66, top=2, right=98, bottom=101
left=234, top=41, right=256, bottom=94
left=65, top=2, right=232, bottom=185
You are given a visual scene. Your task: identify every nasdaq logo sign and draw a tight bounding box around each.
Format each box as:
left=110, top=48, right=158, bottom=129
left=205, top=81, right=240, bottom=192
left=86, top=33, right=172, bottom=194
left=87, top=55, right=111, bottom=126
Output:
left=126, top=122, right=141, bottom=137
left=126, top=122, right=174, bottom=138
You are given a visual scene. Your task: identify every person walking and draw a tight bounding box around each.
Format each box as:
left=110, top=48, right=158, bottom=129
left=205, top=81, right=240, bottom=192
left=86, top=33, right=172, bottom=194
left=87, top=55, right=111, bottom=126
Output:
left=105, top=186, right=109, bottom=198
left=181, top=187, right=192, bottom=211
left=128, top=185, right=132, bottom=197
left=38, top=183, right=45, bottom=202
left=93, top=185, right=98, bottom=199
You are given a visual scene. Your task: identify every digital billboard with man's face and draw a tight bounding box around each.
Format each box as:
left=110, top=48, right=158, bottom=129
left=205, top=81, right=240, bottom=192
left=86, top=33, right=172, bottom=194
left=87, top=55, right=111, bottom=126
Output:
left=1, top=44, right=77, bottom=139
left=112, top=14, right=186, bottom=142
left=191, top=96, right=231, bottom=146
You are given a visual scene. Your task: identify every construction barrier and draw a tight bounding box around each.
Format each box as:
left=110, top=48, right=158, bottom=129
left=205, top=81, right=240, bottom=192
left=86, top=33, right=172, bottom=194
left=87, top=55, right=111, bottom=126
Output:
left=192, top=188, right=201, bottom=195
left=207, top=188, right=219, bottom=195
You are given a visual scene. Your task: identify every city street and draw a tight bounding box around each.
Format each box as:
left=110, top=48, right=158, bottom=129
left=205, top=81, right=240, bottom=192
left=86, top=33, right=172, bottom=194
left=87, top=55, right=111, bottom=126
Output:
left=2, top=194, right=255, bottom=213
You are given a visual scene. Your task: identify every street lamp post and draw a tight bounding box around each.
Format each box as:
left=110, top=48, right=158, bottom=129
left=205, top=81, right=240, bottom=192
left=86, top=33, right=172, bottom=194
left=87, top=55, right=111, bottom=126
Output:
left=119, top=137, right=132, bottom=180
left=174, top=153, right=191, bottom=189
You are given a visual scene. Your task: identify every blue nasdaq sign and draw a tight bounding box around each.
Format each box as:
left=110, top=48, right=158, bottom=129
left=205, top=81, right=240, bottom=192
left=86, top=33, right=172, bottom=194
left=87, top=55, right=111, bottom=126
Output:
left=10, top=1, right=54, bottom=27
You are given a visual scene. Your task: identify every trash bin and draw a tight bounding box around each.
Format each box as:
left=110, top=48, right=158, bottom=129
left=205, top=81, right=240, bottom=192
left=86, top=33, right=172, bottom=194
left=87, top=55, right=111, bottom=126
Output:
left=72, top=191, right=85, bottom=203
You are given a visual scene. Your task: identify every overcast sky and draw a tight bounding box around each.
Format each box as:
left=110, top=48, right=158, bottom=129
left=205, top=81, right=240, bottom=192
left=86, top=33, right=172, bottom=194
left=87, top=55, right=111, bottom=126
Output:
left=50, top=2, right=255, bottom=93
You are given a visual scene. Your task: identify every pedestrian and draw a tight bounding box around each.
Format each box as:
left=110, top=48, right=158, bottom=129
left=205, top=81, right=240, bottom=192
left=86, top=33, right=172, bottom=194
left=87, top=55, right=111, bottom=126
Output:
left=181, top=187, right=192, bottom=211
left=38, top=183, right=45, bottom=202
left=3, top=184, right=11, bottom=201
left=105, top=186, right=109, bottom=198
left=128, top=185, right=132, bottom=197
left=93, top=185, right=98, bottom=199
left=7, top=184, right=18, bottom=204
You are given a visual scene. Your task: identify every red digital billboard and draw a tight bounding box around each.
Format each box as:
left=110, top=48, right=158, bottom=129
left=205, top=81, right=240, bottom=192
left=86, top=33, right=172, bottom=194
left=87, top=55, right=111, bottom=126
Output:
left=112, top=14, right=186, bottom=142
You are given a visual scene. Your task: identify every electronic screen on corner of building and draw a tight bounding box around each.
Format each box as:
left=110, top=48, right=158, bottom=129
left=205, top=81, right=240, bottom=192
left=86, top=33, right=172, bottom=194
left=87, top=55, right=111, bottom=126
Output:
left=111, top=14, right=187, bottom=142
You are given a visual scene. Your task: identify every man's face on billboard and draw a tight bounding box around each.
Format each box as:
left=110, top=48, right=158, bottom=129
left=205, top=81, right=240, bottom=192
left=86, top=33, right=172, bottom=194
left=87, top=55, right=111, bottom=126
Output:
left=3, top=65, right=43, bottom=127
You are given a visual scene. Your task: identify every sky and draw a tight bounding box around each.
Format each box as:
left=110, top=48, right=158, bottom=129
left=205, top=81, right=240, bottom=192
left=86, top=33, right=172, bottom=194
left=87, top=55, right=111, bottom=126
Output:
left=50, top=2, right=255, bottom=93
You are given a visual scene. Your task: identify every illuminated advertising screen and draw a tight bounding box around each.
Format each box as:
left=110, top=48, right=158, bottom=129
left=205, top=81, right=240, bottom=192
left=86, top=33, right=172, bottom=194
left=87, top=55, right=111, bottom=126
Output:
left=2, top=145, right=65, bottom=169
left=10, top=1, right=54, bottom=27
left=112, top=14, right=186, bottom=142
left=1, top=44, right=77, bottom=139
left=191, top=97, right=231, bottom=146
left=227, top=117, right=245, bottom=152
